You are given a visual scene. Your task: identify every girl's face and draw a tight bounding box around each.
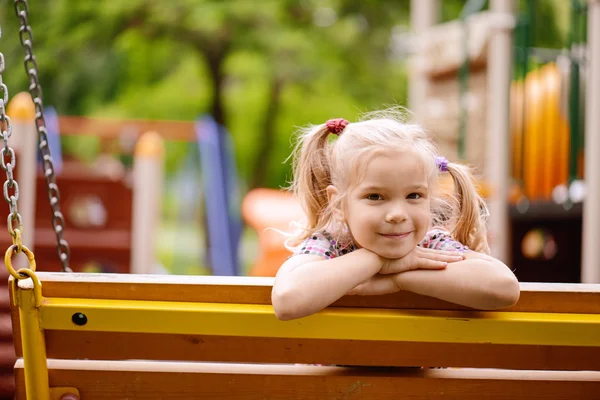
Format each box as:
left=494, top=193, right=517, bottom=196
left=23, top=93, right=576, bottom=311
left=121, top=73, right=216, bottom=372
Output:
left=332, top=149, right=432, bottom=259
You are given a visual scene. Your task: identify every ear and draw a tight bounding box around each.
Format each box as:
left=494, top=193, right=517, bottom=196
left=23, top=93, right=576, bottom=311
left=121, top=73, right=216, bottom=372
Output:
left=326, top=185, right=345, bottom=222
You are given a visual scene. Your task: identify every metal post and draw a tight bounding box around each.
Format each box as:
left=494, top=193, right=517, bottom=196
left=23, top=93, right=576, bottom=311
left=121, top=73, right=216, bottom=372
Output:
left=16, top=281, right=51, bottom=399
left=131, top=131, right=164, bottom=274
left=582, top=0, right=600, bottom=283
left=485, top=0, right=516, bottom=263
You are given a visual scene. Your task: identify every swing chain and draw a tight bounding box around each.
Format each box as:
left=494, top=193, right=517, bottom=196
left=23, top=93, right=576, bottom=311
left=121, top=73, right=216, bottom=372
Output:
left=14, top=0, right=71, bottom=273
left=0, top=8, right=37, bottom=283
left=0, top=25, right=22, bottom=251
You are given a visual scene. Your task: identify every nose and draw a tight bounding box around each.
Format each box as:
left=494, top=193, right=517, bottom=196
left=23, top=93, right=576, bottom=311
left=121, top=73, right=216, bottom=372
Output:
left=385, top=202, right=408, bottom=223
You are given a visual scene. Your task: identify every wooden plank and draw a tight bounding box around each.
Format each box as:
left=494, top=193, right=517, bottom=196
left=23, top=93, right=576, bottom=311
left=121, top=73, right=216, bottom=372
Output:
left=14, top=360, right=600, bottom=400
left=0, top=286, right=11, bottom=311
left=57, top=115, right=196, bottom=142
left=36, top=297, right=600, bottom=347
left=30, top=273, right=600, bottom=313
left=42, top=331, right=600, bottom=371
left=0, top=374, right=14, bottom=397
left=8, top=275, right=600, bottom=373
left=0, top=314, right=13, bottom=339
left=0, top=229, right=130, bottom=250
left=0, top=342, right=16, bottom=369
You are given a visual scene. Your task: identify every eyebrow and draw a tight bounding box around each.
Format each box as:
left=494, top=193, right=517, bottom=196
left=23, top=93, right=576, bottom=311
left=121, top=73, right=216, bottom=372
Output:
left=406, top=184, right=429, bottom=191
left=359, top=184, right=428, bottom=192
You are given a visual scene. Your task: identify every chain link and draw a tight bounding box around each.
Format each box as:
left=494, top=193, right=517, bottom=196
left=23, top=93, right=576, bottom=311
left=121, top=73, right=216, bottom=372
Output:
left=13, top=0, right=71, bottom=272
left=0, top=23, right=23, bottom=249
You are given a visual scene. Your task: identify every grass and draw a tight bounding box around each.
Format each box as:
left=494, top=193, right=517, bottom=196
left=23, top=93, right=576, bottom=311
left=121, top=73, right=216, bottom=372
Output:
left=155, top=220, right=259, bottom=276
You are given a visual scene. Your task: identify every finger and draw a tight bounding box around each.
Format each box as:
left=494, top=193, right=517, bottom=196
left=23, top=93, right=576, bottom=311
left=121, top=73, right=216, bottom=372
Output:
left=416, top=259, right=448, bottom=270
left=417, top=249, right=465, bottom=262
left=419, top=247, right=465, bottom=257
left=436, top=254, right=464, bottom=262
left=419, top=252, right=464, bottom=262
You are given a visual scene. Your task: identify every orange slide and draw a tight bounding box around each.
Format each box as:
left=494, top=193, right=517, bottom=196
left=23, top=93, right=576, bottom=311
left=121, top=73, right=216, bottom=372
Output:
left=510, top=63, right=570, bottom=202
left=241, top=188, right=305, bottom=277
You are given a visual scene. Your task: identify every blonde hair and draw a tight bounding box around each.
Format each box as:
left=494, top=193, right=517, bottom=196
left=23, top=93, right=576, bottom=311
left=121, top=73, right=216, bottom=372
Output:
left=285, top=108, right=490, bottom=254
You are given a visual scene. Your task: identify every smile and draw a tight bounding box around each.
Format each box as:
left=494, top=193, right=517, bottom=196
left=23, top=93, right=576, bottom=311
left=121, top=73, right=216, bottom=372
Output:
left=379, top=232, right=412, bottom=239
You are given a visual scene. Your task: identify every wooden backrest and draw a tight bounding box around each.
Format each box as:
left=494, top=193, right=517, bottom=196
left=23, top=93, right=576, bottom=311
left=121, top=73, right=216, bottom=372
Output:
left=9, top=273, right=600, bottom=371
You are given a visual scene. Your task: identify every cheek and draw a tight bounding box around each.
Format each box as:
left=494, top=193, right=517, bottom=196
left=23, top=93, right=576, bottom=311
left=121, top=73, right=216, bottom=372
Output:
left=416, top=202, right=432, bottom=226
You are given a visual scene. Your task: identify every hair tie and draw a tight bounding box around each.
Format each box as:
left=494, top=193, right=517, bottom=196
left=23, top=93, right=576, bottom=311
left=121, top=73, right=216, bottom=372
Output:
left=326, top=118, right=349, bottom=135
left=435, top=156, right=449, bottom=172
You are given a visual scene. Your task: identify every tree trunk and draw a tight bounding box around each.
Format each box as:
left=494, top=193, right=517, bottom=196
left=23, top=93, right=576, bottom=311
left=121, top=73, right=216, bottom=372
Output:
left=250, top=77, right=284, bottom=189
left=205, top=49, right=227, bottom=126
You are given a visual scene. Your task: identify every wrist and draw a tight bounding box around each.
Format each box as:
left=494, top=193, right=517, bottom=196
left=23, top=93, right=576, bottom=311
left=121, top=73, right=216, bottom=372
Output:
left=391, top=273, right=405, bottom=291
left=354, top=248, right=385, bottom=274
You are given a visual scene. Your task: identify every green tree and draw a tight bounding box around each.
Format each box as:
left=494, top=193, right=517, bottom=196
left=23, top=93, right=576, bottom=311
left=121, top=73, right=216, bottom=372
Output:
left=0, top=0, right=567, bottom=190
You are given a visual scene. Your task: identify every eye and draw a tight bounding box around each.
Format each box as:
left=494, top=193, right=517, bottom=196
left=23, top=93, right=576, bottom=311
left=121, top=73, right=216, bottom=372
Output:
left=366, top=193, right=383, bottom=201
left=407, top=192, right=424, bottom=200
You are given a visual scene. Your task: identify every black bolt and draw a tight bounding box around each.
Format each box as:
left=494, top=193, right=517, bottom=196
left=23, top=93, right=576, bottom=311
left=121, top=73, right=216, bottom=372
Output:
left=72, top=312, right=88, bottom=326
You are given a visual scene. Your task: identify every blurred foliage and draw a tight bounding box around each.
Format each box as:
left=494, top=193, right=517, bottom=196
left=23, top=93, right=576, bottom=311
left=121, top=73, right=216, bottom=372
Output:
left=0, top=0, right=567, bottom=191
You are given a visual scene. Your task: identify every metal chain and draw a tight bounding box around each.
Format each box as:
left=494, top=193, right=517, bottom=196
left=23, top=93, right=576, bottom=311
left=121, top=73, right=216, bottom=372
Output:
left=14, top=0, right=72, bottom=272
left=0, top=27, right=23, bottom=249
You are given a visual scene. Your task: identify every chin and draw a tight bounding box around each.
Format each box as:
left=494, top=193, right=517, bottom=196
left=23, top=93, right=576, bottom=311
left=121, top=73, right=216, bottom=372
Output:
left=373, top=248, right=412, bottom=260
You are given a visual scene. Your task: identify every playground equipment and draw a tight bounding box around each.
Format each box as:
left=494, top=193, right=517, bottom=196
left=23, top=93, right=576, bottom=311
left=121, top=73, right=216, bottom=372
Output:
left=510, top=63, right=571, bottom=202
left=57, top=113, right=242, bottom=276
left=405, top=0, right=599, bottom=284
left=2, top=0, right=600, bottom=398
left=507, top=0, right=592, bottom=283
left=7, top=273, right=600, bottom=399
left=241, top=188, right=304, bottom=277
left=3, top=95, right=242, bottom=276
left=1, top=94, right=161, bottom=275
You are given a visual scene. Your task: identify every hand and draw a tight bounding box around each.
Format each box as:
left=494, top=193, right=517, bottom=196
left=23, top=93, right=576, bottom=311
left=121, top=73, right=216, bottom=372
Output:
left=379, top=247, right=464, bottom=274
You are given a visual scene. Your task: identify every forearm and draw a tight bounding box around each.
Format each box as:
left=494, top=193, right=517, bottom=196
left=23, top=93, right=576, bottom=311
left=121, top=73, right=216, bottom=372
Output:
left=394, top=255, right=520, bottom=310
left=272, top=249, right=382, bottom=320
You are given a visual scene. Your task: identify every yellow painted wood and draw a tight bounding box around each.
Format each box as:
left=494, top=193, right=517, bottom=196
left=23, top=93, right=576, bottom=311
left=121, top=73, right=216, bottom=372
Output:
left=31, top=272, right=600, bottom=314
left=17, top=288, right=51, bottom=400
left=39, top=297, right=600, bottom=347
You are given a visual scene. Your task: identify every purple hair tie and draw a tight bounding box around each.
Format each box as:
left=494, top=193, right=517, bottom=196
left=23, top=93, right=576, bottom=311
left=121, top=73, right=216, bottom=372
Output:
left=435, top=156, right=449, bottom=172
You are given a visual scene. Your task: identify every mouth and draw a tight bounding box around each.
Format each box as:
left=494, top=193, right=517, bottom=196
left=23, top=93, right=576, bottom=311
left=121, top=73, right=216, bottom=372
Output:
left=379, top=231, right=412, bottom=239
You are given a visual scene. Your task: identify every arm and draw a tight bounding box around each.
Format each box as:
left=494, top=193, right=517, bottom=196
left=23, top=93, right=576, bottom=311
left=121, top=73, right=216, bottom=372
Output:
left=394, top=251, right=520, bottom=309
left=271, top=249, right=382, bottom=321
left=350, top=252, right=520, bottom=310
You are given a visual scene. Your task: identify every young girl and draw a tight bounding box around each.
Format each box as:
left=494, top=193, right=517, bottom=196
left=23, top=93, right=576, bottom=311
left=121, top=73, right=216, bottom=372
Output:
left=272, top=109, right=520, bottom=321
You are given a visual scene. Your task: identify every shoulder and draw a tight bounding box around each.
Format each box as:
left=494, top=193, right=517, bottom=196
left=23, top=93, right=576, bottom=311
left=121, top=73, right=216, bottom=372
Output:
left=292, top=231, right=354, bottom=260
left=419, top=228, right=469, bottom=253
left=292, top=231, right=338, bottom=259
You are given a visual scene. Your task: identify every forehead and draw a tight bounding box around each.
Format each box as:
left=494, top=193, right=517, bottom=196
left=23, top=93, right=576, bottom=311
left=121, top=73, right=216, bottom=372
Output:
left=356, top=149, right=428, bottom=189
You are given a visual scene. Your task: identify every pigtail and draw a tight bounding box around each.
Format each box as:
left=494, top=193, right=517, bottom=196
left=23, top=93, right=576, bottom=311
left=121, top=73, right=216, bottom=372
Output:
left=446, top=163, right=491, bottom=254
left=285, top=124, right=335, bottom=246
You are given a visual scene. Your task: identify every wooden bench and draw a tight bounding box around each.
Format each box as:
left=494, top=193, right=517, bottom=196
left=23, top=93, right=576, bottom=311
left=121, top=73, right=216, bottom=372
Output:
left=8, top=272, right=600, bottom=399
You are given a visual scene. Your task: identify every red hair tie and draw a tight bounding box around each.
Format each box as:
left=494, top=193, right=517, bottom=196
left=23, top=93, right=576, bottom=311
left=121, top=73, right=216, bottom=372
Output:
left=326, top=118, right=348, bottom=135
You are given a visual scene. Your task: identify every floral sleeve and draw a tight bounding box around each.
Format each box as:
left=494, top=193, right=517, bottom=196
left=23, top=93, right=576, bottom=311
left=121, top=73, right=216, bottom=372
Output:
left=420, top=228, right=470, bottom=253
left=292, top=231, right=350, bottom=259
